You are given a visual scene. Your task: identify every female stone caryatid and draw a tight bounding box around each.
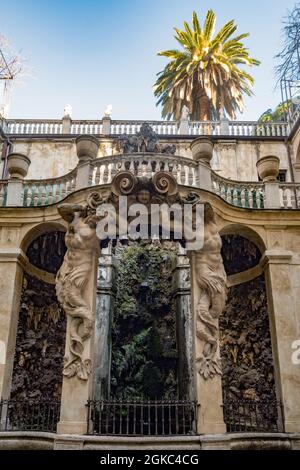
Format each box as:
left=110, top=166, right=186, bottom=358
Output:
left=193, top=204, right=227, bottom=379
left=56, top=204, right=100, bottom=380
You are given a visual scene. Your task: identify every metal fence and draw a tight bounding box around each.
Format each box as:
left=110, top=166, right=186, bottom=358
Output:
left=0, top=399, right=60, bottom=433
left=223, top=398, right=284, bottom=433
left=87, top=399, right=197, bottom=436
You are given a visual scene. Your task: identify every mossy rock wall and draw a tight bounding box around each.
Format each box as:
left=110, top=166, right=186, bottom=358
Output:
left=111, top=243, right=178, bottom=400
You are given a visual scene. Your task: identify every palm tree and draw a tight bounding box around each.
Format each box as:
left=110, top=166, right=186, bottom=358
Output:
left=154, top=10, right=260, bottom=121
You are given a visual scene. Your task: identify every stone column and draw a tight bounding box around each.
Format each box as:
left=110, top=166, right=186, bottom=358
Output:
left=93, top=244, right=115, bottom=400
left=188, top=205, right=227, bottom=434
left=173, top=244, right=194, bottom=399
left=56, top=206, right=100, bottom=435
left=190, top=137, right=213, bottom=192
left=263, top=250, right=300, bottom=432
left=0, top=247, right=24, bottom=400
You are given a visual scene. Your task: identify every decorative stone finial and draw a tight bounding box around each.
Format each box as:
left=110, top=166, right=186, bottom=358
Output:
left=190, top=137, right=214, bottom=166
left=75, top=135, right=99, bottom=162
left=104, top=104, right=112, bottom=117
left=256, top=155, right=280, bottom=182
left=7, top=152, right=31, bottom=179
left=63, top=104, right=72, bottom=118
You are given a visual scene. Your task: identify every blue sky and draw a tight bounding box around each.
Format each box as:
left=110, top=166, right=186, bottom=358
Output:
left=0, top=0, right=296, bottom=120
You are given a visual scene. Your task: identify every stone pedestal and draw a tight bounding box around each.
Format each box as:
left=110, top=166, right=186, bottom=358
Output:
left=197, top=161, right=212, bottom=192
left=62, top=116, right=72, bottom=134
left=190, top=137, right=213, bottom=192
left=0, top=248, right=24, bottom=399
left=57, top=252, right=98, bottom=434
left=6, top=180, right=24, bottom=206
left=75, top=161, right=94, bottom=190
left=102, top=117, right=111, bottom=135
left=189, top=251, right=226, bottom=435
left=264, top=250, right=300, bottom=433
left=264, top=182, right=281, bottom=209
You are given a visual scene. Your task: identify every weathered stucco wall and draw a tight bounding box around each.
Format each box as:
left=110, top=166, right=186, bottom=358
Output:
left=6, top=137, right=290, bottom=182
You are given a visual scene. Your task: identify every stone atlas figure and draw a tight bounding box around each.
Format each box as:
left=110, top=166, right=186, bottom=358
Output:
left=56, top=171, right=227, bottom=383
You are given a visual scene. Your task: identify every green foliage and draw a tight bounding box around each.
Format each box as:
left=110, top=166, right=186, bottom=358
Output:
left=154, top=9, right=260, bottom=120
left=258, top=100, right=292, bottom=123
left=111, top=244, right=178, bottom=400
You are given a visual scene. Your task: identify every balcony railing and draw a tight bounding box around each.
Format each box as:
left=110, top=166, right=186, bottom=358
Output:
left=3, top=118, right=289, bottom=138
left=0, top=399, right=60, bottom=433
left=279, top=183, right=300, bottom=209
left=1, top=153, right=300, bottom=210
left=212, top=173, right=265, bottom=209
left=223, top=398, right=283, bottom=433
left=22, top=168, right=77, bottom=207
left=87, top=399, right=197, bottom=436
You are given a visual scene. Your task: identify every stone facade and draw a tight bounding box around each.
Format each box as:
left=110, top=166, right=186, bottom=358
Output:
left=1, top=117, right=300, bottom=449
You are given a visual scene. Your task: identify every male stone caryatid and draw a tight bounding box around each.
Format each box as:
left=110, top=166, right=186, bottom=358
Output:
left=56, top=204, right=100, bottom=380
left=193, top=204, right=227, bottom=380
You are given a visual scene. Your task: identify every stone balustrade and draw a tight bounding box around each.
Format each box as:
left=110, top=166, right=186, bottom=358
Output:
left=1, top=153, right=300, bottom=210
left=3, top=118, right=289, bottom=138
left=90, top=154, right=198, bottom=187
left=279, top=183, right=300, bottom=209
left=22, top=169, right=77, bottom=207
left=212, top=172, right=265, bottom=209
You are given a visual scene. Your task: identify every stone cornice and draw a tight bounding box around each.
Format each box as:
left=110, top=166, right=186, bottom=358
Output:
left=261, top=250, right=294, bottom=268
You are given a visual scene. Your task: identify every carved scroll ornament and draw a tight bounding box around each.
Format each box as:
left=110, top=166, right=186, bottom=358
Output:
left=193, top=205, right=227, bottom=379
left=56, top=204, right=99, bottom=380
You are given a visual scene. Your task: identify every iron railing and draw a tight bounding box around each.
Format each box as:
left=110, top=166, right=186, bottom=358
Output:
left=87, top=399, right=197, bottom=436
left=223, top=398, right=284, bottom=433
left=0, top=399, right=60, bottom=433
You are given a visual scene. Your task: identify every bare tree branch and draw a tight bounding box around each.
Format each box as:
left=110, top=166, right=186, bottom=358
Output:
left=276, top=3, right=300, bottom=83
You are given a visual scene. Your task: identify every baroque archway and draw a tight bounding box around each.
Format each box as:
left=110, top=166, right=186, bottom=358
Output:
left=55, top=171, right=227, bottom=435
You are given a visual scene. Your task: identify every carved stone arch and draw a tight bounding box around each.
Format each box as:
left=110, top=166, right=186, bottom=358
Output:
left=20, top=221, right=67, bottom=253
left=219, top=223, right=266, bottom=255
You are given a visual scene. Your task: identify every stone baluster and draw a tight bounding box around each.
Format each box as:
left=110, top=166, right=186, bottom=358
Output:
left=110, top=162, right=117, bottom=181
left=233, top=187, right=239, bottom=206
left=103, top=164, right=109, bottom=184
left=48, top=186, right=54, bottom=205
left=26, top=184, right=32, bottom=207
left=41, top=185, right=47, bottom=205
left=61, top=181, right=67, bottom=200
left=180, top=164, right=186, bottom=185
left=33, top=187, right=39, bottom=206
left=0, top=185, right=4, bottom=206
left=240, top=187, right=246, bottom=208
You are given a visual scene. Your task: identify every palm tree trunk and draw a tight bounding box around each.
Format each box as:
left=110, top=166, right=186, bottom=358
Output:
left=191, top=87, right=211, bottom=121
